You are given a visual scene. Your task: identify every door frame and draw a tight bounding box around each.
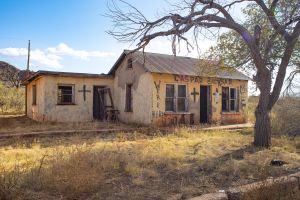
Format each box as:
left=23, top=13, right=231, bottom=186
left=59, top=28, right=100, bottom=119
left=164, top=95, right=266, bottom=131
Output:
left=93, top=85, right=106, bottom=120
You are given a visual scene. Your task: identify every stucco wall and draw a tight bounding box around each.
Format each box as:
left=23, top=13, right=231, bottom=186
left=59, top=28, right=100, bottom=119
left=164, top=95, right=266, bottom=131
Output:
left=26, top=77, right=46, bottom=121
left=27, top=76, right=114, bottom=122
left=151, top=73, right=248, bottom=125
left=113, top=57, right=153, bottom=124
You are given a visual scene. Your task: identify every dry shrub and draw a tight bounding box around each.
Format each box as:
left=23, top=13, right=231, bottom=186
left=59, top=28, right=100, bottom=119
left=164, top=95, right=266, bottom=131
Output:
left=246, top=96, right=300, bottom=137
left=31, top=147, right=115, bottom=198
left=0, top=83, right=24, bottom=115
left=0, top=164, right=23, bottom=200
left=271, top=97, right=300, bottom=137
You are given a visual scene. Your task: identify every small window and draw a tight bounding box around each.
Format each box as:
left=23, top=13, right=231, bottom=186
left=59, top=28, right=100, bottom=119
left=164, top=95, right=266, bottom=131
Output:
left=222, top=87, right=238, bottom=112
left=125, top=84, right=133, bottom=112
left=127, top=58, right=133, bottom=69
left=57, top=85, right=75, bottom=105
left=165, top=84, right=175, bottom=111
left=177, top=85, right=187, bottom=112
left=32, top=85, right=36, bottom=105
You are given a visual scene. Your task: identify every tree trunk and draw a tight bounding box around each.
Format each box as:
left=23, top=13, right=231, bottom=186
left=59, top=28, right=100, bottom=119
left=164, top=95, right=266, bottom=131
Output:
left=254, top=70, right=272, bottom=148
left=254, top=107, right=271, bottom=147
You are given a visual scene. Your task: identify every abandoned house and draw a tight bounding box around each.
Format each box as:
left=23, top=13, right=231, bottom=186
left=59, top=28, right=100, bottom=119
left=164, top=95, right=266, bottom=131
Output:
left=23, top=50, right=250, bottom=126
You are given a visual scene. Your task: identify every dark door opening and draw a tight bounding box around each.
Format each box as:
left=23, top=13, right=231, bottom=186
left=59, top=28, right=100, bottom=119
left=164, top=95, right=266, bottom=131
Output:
left=200, top=85, right=211, bottom=123
left=93, top=86, right=106, bottom=120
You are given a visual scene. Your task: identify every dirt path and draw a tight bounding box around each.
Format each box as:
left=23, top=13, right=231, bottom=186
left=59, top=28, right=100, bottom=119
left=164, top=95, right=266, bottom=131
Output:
left=0, top=123, right=253, bottom=139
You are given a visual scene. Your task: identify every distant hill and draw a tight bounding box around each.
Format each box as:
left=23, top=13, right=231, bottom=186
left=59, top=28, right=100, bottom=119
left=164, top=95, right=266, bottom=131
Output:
left=0, top=61, right=33, bottom=87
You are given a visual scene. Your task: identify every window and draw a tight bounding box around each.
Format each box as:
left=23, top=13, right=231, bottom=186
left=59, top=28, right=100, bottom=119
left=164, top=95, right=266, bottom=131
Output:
left=165, top=84, right=175, bottom=111
left=230, top=88, right=237, bottom=111
left=222, top=87, right=229, bottom=112
left=177, top=85, right=187, bottom=112
left=222, top=87, right=238, bottom=112
left=32, top=85, right=36, bottom=105
left=57, top=85, right=75, bottom=105
left=165, top=84, right=187, bottom=112
left=125, top=84, right=133, bottom=112
left=127, top=58, right=133, bottom=69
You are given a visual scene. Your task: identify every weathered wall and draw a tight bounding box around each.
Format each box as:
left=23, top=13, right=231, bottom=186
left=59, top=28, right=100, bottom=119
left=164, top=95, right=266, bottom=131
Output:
left=27, top=76, right=114, bottom=122
left=26, top=77, right=46, bottom=121
left=151, top=73, right=248, bottom=125
left=113, top=57, right=153, bottom=124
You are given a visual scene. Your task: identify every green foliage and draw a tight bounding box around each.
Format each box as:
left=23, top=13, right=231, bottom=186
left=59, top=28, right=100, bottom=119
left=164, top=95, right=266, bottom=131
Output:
left=209, top=1, right=300, bottom=81
left=0, top=82, right=25, bottom=114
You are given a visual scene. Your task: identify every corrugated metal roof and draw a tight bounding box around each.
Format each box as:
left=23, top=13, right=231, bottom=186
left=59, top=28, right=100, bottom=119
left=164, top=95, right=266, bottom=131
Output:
left=109, top=50, right=251, bottom=81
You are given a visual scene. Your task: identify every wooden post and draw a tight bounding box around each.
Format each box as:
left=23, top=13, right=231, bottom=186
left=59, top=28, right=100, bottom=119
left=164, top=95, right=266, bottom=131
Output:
left=27, top=40, right=30, bottom=71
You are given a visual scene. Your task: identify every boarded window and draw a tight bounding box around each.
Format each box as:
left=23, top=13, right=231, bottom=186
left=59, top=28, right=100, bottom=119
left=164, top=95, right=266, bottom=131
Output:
left=125, top=84, right=133, bottom=112
left=165, top=84, right=175, bottom=111
left=32, top=85, right=36, bottom=105
left=127, top=58, right=133, bottom=69
left=177, top=85, right=187, bottom=112
left=222, top=87, right=238, bottom=112
left=57, top=85, right=74, bottom=104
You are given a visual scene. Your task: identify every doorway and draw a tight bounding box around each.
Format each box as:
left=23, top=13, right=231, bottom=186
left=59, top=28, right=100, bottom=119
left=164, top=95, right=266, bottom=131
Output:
left=200, top=85, right=211, bottom=123
left=93, top=86, right=106, bottom=120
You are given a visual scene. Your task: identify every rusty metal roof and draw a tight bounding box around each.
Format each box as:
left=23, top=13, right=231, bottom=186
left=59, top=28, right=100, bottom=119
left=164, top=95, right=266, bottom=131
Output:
left=109, top=50, right=251, bottom=81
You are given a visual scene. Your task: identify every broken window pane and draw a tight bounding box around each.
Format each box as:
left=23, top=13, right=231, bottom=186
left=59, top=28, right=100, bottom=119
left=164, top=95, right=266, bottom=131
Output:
left=58, top=85, right=74, bottom=104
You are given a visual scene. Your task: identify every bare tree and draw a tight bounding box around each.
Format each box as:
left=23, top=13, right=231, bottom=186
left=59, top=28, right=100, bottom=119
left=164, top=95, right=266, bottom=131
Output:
left=107, top=0, right=300, bottom=147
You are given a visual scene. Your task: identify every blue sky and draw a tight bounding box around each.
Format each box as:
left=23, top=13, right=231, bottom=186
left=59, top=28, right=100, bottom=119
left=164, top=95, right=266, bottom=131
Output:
left=0, top=0, right=244, bottom=74
left=0, top=0, right=177, bottom=73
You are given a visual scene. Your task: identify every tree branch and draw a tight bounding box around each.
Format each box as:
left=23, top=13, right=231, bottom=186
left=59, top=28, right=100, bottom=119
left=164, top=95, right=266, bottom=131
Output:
left=254, top=0, right=291, bottom=41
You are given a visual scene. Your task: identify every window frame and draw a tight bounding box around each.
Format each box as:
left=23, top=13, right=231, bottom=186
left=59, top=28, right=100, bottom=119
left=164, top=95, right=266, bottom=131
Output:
left=165, top=83, right=188, bottom=112
left=222, top=87, right=238, bottom=112
left=177, top=84, right=188, bottom=112
left=57, top=84, right=75, bottom=105
left=32, top=85, right=37, bottom=105
left=165, top=84, right=176, bottom=112
left=125, top=83, right=133, bottom=112
left=230, top=88, right=237, bottom=112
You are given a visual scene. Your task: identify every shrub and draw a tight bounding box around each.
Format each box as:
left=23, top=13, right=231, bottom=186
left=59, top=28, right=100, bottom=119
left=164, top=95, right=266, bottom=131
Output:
left=247, top=96, right=300, bottom=137
left=0, top=82, right=25, bottom=114
left=271, top=97, right=300, bottom=137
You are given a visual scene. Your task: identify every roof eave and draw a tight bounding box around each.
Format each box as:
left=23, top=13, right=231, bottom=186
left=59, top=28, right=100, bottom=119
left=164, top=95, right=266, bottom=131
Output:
left=108, top=50, right=128, bottom=75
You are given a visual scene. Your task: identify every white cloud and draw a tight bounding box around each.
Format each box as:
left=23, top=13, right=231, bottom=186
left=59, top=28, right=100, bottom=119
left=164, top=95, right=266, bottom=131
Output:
left=47, top=43, right=115, bottom=60
left=0, top=43, right=115, bottom=68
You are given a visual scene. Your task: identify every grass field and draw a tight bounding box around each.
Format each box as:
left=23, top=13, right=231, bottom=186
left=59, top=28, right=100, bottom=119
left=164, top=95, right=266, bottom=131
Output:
left=0, top=120, right=299, bottom=199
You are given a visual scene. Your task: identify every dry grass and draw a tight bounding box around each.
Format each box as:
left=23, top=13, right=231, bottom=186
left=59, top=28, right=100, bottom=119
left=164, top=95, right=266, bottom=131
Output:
left=0, top=115, right=134, bottom=134
left=0, top=127, right=299, bottom=200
